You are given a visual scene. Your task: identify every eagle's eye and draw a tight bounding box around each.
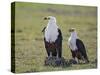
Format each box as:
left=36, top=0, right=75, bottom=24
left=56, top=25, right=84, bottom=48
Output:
left=44, top=17, right=48, bottom=20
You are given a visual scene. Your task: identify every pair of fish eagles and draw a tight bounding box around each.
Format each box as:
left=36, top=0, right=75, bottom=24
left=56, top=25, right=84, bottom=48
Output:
left=42, top=16, right=89, bottom=63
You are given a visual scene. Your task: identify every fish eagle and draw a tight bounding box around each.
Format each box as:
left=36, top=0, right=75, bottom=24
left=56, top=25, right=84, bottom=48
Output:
left=43, top=16, right=62, bottom=59
left=68, top=28, right=89, bottom=63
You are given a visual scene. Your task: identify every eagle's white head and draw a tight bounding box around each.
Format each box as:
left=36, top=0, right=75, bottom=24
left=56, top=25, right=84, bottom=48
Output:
left=69, top=28, right=78, bottom=39
left=44, top=16, right=59, bottom=43
left=44, top=16, right=57, bottom=24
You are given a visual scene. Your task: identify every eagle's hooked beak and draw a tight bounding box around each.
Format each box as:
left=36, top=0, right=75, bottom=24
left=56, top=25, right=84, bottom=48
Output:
left=69, top=28, right=75, bottom=32
left=44, top=17, right=50, bottom=20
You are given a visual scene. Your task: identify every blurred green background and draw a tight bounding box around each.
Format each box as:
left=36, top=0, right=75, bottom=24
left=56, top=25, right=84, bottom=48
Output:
left=13, top=2, right=97, bottom=73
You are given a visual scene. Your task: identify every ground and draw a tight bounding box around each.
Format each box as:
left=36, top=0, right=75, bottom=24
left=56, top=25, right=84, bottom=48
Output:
left=12, top=2, right=97, bottom=73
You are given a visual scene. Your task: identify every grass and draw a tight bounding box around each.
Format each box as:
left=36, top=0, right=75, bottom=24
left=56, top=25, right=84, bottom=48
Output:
left=12, top=2, right=97, bottom=73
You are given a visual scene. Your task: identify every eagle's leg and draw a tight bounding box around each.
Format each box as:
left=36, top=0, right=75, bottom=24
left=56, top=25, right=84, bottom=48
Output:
left=47, top=51, right=52, bottom=59
left=75, top=50, right=82, bottom=63
left=55, top=47, right=59, bottom=58
left=46, top=52, right=52, bottom=60
left=75, top=57, right=79, bottom=63
left=56, top=49, right=59, bottom=59
left=56, top=45, right=62, bottom=59
left=81, top=56, right=86, bottom=63
left=82, top=56, right=89, bottom=63
left=49, top=52, right=52, bottom=57
left=71, top=50, right=79, bottom=64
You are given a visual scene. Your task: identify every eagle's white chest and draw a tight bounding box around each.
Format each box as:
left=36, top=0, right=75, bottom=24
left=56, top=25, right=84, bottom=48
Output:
left=68, top=32, right=78, bottom=51
left=45, top=23, right=58, bottom=43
